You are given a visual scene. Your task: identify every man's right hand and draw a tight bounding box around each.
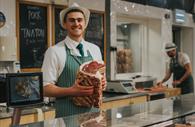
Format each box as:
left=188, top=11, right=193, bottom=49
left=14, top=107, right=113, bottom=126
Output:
left=70, top=81, right=94, bottom=96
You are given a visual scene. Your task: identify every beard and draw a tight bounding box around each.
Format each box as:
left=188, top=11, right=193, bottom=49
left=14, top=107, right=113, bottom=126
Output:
left=168, top=54, right=175, bottom=58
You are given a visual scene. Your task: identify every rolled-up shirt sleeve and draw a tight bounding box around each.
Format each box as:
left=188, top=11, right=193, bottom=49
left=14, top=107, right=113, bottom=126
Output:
left=182, top=53, right=190, bottom=65
left=42, top=47, right=59, bottom=86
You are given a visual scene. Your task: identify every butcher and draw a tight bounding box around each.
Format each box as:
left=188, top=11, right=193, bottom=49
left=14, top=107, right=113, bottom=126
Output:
left=41, top=3, right=106, bottom=118
left=157, top=43, right=194, bottom=94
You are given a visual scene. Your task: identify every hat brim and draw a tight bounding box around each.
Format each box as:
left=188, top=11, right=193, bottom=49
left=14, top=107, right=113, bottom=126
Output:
left=60, top=6, right=90, bottom=29
left=165, top=47, right=176, bottom=52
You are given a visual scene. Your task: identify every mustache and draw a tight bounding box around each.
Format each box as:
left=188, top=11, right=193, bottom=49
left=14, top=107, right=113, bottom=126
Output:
left=168, top=54, right=175, bottom=57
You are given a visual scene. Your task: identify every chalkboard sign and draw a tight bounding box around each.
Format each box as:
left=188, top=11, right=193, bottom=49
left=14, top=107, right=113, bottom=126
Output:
left=54, top=7, right=67, bottom=43
left=85, top=12, right=104, bottom=58
left=54, top=8, right=105, bottom=58
left=19, top=3, right=48, bottom=69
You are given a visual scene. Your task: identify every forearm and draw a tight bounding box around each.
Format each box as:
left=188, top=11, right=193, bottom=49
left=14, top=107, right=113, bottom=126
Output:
left=162, top=73, right=171, bottom=83
left=179, top=71, right=191, bottom=83
left=43, top=84, right=74, bottom=97
left=179, top=63, right=192, bottom=83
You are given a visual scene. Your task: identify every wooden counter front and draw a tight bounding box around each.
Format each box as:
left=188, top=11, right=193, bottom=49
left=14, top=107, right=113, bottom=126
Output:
left=165, top=88, right=181, bottom=98
left=0, top=108, right=55, bottom=127
left=101, top=95, right=147, bottom=110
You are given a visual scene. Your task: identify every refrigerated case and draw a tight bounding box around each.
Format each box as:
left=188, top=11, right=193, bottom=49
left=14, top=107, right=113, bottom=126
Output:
left=116, top=22, right=142, bottom=74
left=109, top=13, right=148, bottom=80
left=108, top=0, right=166, bottom=81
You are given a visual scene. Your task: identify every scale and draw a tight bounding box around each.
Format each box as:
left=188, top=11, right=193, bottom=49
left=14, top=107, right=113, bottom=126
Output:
left=105, top=80, right=137, bottom=94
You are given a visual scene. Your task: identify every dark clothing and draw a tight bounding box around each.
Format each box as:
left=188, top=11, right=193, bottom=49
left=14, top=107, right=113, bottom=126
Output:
left=170, top=52, right=194, bottom=94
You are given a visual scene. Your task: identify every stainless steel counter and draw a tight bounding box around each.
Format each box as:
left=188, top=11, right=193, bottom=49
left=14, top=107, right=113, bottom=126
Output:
left=13, top=93, right=195, bottom=127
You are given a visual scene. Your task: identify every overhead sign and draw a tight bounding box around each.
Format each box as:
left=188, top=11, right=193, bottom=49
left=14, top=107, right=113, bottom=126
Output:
left=174, top=9, right=186, bottom=23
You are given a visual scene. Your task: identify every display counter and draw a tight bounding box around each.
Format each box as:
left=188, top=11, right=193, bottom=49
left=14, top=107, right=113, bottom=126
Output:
left=12, top=93, right=195, bottom=127
left=0, top=87, right=181, bottom=127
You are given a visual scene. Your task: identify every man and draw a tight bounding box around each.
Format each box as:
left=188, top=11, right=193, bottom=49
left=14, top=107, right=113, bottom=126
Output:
left=42, top=3, right=105, bottom=118
left=158, top=43, right=194, bottom=94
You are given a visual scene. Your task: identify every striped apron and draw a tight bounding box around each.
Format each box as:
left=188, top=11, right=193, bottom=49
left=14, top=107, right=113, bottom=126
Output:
left=170, top=52, right=194, bottom=94
left=55, top=44, right=98, bottom=118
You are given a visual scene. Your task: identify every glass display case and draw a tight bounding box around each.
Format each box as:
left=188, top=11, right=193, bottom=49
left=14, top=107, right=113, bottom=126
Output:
left=14, top=93, right=195, bottom=127
left=116, top=22, right=142, bottom=74
left=109, top=1, right=148, bottom=81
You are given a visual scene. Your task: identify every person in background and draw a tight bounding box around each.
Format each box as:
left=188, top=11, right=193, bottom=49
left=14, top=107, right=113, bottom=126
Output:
left=42, top=3, right=106, bottom=118
left=157, top=42, right=194, bottom=94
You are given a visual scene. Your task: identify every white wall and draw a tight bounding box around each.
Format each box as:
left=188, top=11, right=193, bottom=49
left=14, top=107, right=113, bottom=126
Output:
left=182, top=27, right=193, bottom=64
left=0, top=0, right=16, bottom=36
left=147, top=19, right=163, bottom=79
left=23, top=0, right=105, bottom=11
left=0, top=0, right=17, bottom=72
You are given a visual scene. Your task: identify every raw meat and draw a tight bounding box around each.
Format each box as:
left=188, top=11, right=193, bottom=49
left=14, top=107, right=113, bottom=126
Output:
left=73, top=60, right=105, bottom=108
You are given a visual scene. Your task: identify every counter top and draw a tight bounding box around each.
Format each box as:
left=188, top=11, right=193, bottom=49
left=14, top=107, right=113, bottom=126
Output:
left=15, top=93, right=195, bottom=127
left=103, top=92, right=147, bottom=102
left=103, top=88, right=180, bottom=102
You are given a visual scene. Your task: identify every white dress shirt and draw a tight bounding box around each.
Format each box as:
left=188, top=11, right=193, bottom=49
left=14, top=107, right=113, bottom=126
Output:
left=41, top=36, right=102, bottom=86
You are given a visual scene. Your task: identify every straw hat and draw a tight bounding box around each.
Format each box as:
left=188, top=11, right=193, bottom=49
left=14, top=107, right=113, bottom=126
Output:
left=165, top=43, right=177, bottom=52
left=60, top=3, right=90, bottom=29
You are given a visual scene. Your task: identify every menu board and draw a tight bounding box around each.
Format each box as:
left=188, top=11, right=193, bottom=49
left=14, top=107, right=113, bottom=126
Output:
left=19, top=3, right=48, bottom=69
left=85, top=12, right=104, bottom=57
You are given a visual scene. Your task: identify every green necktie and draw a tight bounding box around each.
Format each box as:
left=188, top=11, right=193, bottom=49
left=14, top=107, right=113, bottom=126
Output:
left=76, top=43, right=84, bottom=57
